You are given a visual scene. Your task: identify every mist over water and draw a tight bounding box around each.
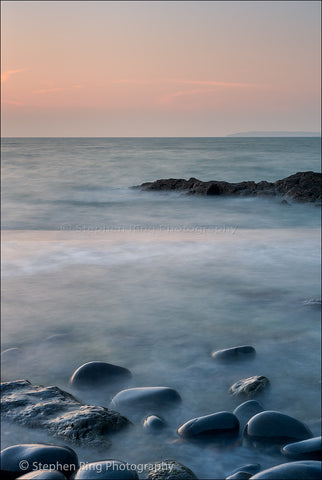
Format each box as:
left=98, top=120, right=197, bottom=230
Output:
left=1, top=138, right=321, bottom=479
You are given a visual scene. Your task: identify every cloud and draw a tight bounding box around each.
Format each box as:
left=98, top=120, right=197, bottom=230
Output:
left=3, top=99, right=24, bottom=106
left=33, top=87, right=64, bottom=94
left=160, top=88, right=219, bottom=104
left=112, top=78, right=265, bottom=88
left=1, top=69, right=26, bottom=83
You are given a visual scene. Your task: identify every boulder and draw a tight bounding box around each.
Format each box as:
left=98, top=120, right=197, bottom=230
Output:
left=70, top=361, right=131, bottom=389
left=229, top=376, right=269, bottom=397
left=211, top=346, right=256, bottom=361
left=143, top=460, right=198, bottom=480
left=74, top=461, right=139, bottom=479
left=0, top=380, right=130, bottom=447
left=244, top=411, right=313, bottom=446
left=233, top=401, right=265, bottom=431
left=177, top=411, right=239, bottom=441
left=110, top=387, right=181, bottom=412
left=249, top=460, right=322, bottom=479
left=282, top=436, right=321, bottom=460
left=0, top=444, right=78, bottom=479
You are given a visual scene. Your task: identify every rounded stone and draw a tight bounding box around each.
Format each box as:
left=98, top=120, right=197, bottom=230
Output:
left=249, top=460, right=322, bottom=479
left=177, top=411, right=239, bottom=439
left=16, top=470, right=67, bottom=479
left=233, top=401, right=265, bottom=431
left=282, top=436, right=322, bottom=460
left=74, top=460, right=139, bottom=479
left=143, top=415, right=167, bottom=432
left=226, top=472, right=253, bottom=480
left=0, top=444, right=78, bottom=478
left=245, top=411, right=313, bottom=446
left=70, top=361, right=131, bottom=389
left=212, top=346, right=256, bottom=361
left=145, top=460, right=198, bottom=480
left=110, top=387, right=181, bottom=411
left=229, top=376, right=269, bottom=397
left=229, top=464, right=261, bottom=477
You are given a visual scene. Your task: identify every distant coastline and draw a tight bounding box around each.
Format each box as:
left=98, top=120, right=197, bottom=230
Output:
left=227, top=131, right=321, bottom=137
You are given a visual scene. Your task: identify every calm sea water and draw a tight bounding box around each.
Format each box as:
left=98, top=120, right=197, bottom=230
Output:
left=1, top=137, right=321, bottom=479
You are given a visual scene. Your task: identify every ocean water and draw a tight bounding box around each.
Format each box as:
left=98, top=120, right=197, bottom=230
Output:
left=1, top=137, right=321, bottom=479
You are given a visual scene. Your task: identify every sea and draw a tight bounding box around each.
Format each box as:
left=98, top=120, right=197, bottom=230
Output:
left=1, top=137, right=321, bottom=479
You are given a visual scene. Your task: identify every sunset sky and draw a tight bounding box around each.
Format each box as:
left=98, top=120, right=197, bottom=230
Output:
left=1, top=1, right=321, bottom=137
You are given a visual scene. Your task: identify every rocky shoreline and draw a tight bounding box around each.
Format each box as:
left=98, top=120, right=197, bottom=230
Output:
left=1, top=351, right=321, bottom=479
left=137, top=171, right=322, bottom=203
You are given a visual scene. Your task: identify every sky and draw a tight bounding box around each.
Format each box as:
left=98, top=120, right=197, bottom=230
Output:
left=1, top=1, right=321, bottom=137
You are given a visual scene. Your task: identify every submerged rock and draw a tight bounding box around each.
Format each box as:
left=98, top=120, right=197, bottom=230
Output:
left=17, top=470, right=67, bottom=479
left=229, top=376, right=269, bottom=397
left=249, top=460, right=322, bottom=479
left=233, top=400, right=265, bottom=432
left=0, top=443, right=78, bottom=479
left=228, top=464, right=261, bottom=477
left=0, top=380, right=130, bottom=447
left=137, top=171, right=322, bottom=203
left=74, top=460, right=139, bottom=479
left=177, top=411, right=239, bottom=441
left=144, top=460, right=198, bottom=480
left=211, top=346, right=256, bottom=361
left=110, top=387, right=181, bottom=412
left=226, top=472, right=253, bottom=480
left=70, top=361, right=131, bottom=389
left=143, top=415, right=167, bottom=432
left=282, top=436, right=322, bottom=460
left=244, top=410, right=313, bottom=447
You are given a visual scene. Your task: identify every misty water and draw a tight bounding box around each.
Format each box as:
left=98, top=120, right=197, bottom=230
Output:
left=1, top=138, right=321, bottom=479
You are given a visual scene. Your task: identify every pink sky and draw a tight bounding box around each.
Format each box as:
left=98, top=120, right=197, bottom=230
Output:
left=1, top=1, right=321, bottom=136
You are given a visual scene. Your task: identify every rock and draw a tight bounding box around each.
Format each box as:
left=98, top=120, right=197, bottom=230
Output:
left=0, top=380, right=130, bottom=447
left=244, top=411, right=313, bottom=447
left=144, top=460, right=198, bottom=480
left=143, top=415, right=167, bottom=432
left=226, top=473, right=253, bottom=480
left=17, top=471, right=67, bottom=479
left=177, top=411, right=239, bottom=441
left=137, top=172, right=322, bottom=203
left=0, top=444, right=78, bottom=479
left=70, top=361, right=131, bottom=389
left=282, top=436, right=322, bottom=460
left=249, top=460, right=322, bottom=479
left=228, top=464, right=261, bottom=477
left=110, top=387, right=181, bottom=412
left=229, top=376, right=269, bottom=397
left=233, top=401, right=265, bottom=431
left=74, top=460, right=139, bottom=479
left=1, top=347, right=22, bottom=360
left=211, top=346, right=256, bottom=361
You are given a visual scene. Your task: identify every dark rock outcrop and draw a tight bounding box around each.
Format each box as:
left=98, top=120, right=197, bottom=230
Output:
left=1, top=380, right=130, bottom=447
left=137, top=171, right=322, bottom=203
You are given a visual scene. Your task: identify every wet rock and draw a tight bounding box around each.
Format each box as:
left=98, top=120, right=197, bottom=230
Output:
left=1, top=347, right=22, bottom=360
left=110, top=387, right=181, bottom=412
left=0, top=444, right=78, bottom=479
left=70, top=361, right=131, bottom=389
left=282, top=436, right=322, bottom=460
left=211, top=346, right=256, bottom=362
left=228, top=464, right=261, bottom=477
left=0, top=380, right=130, bottom=447
left=74, top=460, right=139, bottom=479
left=226, top=472, right=253, bottom=480
left=229, top=376, right=269, bottom=397
left=137, top=172, right=322, bottom=203
left=233, top=401, right=265, bottom=431
left=17, top=471, right=67, bottom=479
left=244, top=411, right=313, bottom=447
left=249, top=460, right=322, bottom=479
left=144, top=460, right=198, bottom=480
left=177, top=411, right=239, bottom=441
left=143, top=415, right=167, bottom=432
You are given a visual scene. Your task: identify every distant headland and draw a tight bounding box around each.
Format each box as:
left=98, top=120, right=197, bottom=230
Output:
left=227, top=131, right=321, bottom=137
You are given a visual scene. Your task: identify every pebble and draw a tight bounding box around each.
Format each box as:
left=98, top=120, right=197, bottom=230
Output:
left=229, top=376, right=269, bottom=397
left=244, top=411, right=313, bottom=446
left=144, top=460, right=198, bottom=480
left=177, top=411, right=239, bottom=440
left=226, top=472, right=253, bottom=480
left=0, top=444, right=78, bottom=478
left=212, top=346, right=256, bottom=361
left=16, top=470, right=67, bottom=479
left=70, top=361, right=131, bottom=389
left=74, top=460, right=138, bottom=479
left=282, top=436, right=322, bottom=460
left=110, top=387, right=181, bottom=411
left=233, top=401, right=265, bottom=431
left=228, top=464, right=261, bottom=476
left=143, top=415, right=167, bottom=432
left=249, top=460, right=322, bottom=479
